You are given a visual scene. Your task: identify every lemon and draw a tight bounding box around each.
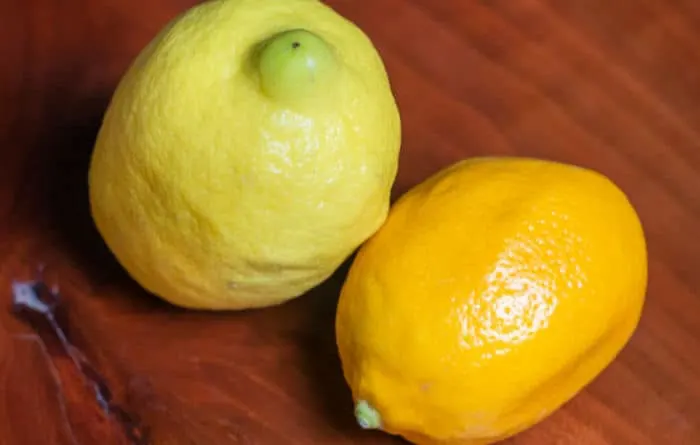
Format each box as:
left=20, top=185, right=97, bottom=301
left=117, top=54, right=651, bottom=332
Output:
left=88, top=0, right=401, bottom=310
left=336, top=157, right=647, bottom=444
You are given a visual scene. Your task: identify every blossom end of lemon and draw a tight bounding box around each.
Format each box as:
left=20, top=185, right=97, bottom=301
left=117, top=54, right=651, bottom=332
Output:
left=355, top=400, right=382, bottom=430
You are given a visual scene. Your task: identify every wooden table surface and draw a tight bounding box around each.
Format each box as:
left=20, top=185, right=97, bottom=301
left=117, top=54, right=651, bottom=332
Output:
left=2, top=0, right=699, bottom=444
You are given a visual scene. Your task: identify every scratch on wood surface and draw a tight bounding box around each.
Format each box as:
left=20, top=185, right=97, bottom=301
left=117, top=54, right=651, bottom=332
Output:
left=10, top=271, right=150, bottom=445
left=11, top=333, right=81, bottom=445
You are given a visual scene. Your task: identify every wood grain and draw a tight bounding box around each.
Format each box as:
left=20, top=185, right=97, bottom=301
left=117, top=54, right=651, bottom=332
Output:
left=1, top=0, right=699, bottom=444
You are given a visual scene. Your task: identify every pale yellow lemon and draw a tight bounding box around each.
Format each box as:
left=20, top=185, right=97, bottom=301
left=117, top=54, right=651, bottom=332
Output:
left=88, top=0, right=401, bottom=309
left=336, top=157, right=647, bottom=444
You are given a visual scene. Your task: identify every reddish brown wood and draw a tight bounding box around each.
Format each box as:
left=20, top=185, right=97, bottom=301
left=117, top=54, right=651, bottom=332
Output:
left=1, top=0, right=699, bottom=444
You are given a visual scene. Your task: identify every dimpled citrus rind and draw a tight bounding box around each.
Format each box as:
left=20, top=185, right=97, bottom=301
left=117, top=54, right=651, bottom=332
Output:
left=88, top=0, right=401, bottom=309
left=336, top=157, right=647, bottom=444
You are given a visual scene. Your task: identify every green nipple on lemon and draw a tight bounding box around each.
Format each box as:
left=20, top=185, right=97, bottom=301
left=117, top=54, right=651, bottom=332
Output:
left=88, top=0, right=401, bottom=310
left=258, top=29, right=338, bottom=103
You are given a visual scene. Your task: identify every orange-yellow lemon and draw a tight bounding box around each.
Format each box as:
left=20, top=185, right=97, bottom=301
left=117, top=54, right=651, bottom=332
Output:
left=335, top=156, right=647, bottom=444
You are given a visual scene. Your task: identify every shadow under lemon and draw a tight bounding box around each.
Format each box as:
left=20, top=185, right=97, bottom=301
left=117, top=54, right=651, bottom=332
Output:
left=28, top=89, right=147, bottom=299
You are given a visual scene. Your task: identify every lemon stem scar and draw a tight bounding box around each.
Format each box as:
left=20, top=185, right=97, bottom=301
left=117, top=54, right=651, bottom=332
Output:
left=257, top=28, right=337, bottom=102
left=355, top=400, right=382, bottom=430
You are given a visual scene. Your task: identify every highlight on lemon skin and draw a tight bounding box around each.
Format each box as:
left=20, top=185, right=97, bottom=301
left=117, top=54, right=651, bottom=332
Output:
left=88, top=0, right=401, bottom=312
left=355, top=400, right=382, bottom=430
left=334, top=157, right=647, bottom=444
left=257, top=28, right=338, bottom=103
